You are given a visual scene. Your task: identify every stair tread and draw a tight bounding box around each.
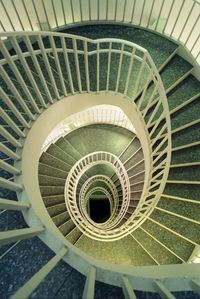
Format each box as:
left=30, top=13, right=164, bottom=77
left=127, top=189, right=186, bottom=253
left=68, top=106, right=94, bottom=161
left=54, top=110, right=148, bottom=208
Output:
left=75, top=234, right=156, bottom=266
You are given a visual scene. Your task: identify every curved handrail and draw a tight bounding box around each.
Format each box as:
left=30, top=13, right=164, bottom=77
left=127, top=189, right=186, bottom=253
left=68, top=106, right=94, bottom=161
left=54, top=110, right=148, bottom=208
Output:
left=42, top=105, right=135, bottom=152
left=79, top=176, right=119, bottom=227
left=65, top=151, right=131, bottom=240
left=0, top=31, right=171, bottom=239
left=0, top=0, right=199, bottom=65
left=0, top=31, right=174, bottom=293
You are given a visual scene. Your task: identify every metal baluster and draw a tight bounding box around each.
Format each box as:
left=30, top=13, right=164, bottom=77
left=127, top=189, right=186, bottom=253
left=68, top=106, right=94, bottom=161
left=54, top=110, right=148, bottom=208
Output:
left=32, top=0, right=42, bottom=30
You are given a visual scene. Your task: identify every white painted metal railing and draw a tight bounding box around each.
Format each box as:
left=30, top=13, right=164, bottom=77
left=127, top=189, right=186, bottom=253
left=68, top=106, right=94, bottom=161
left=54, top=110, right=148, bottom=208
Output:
left=79, top=176, right=119, bottom=227
left=65, top=151, right=131, bottom=240
left=0, top=30, right=179, bottom=296
left=42, top=105, right=135, bottom=152
left=0, top=0, right=199, bottom=64
left=0, top=31, right=171, bottom=239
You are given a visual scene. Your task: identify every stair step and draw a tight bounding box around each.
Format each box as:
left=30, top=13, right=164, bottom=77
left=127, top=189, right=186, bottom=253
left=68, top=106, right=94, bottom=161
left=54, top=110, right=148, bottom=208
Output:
left=39, top=186, right=64, bottom=197
left=168, top=165, right=200, bottom=182
left=75, top=234, right=156, bottom=266
left=55, top=137, right=81, bottom=161
left=142, top=219, right=194, bottom=261
left=127, top=161, right=145, bottom=177
left=47, top=203, right=67, bottom=217
left=167, top=75, right=200, bottom=111
left=158, top=197, right=200, bottom=222
left=42, top=195, right=65, bottom=207
left=172, top=121, right=200, bottom=148
left=65, top=124, right=135, bottom=158
left=59, top=219, right=75, bottom=236
left=171, top=144, right=200, bottom=164
left=39, top=152, right=71, bottom=172
left=130, top=181, right=144, bottom=192
left=164, top=183, right=200, bottom=201
left=123, top=148, right=144, bottom=171
left=171, top=96, right=200, bottom=130
left=38, top=175, right=66, bottom=187
left=160, top=54, right=192, bottom=91
left=150, top=209, right=200, bottom=247
left=38, top=163, right=68, bottom=179
left=66, top=226, right=82, bottom=244
left=46, top=143, right=76, bottom=166
left=132, top=228, right=181, bottom=265
left=53, top=211, right=70, bottom=227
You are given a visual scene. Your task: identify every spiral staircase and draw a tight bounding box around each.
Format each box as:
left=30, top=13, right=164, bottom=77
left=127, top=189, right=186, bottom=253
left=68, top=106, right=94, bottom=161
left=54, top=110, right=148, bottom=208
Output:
left=0, top=1, right=200, bottom=298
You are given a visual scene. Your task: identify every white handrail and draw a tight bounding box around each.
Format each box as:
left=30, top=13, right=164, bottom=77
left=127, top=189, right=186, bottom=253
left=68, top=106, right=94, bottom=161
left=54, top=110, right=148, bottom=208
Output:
left=42, top=105, right=135, bottom=152
left=0, top=31, right=171, bottom=241
left=65, top=151, right=131, bottom=240
left=0, top=0, right=199, bottom=64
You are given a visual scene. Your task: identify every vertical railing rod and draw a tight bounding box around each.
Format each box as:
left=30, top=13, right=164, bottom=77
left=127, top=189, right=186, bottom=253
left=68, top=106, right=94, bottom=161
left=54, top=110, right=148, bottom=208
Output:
left=115, top=43, right=124, bottom=92
left=84, top=41, right=90, bottom=93
left=0, top=87, right=30, bottom=129
left=151, top=124, right=167, bottom=146
left=147, top=0, right=155, bottom=28
left=0, top=20, right=5, bottom=31
left=0, top=107, right=26, bottom=136
left=32, top=0, right=42, bottom=31
left=21, top=0, right=34, bottom=31
left=61, top=36, right=75, bottom=94
left=96, top=43, right=100, bottom=93
left=170, top=0, right=186, bottom=37
left=88, top=0, right=91, bottom=21
left=190, top=32, right=200, bottom=52
left=114, top=0, right=118, bottom=21
left=162, top=0, right=175, bottom=33
left=97, top=0, right=100, bottom=20
left=106, top=0, right=109, bottom=21
left=122, top=0, right=127, bottom=22
left=51, top=0, right=59, bottom=28
left=137, top=72, right=152, bottom=110
left=41, top=0, right=51, bottom=30
left=11, top=0, right=25, bottom=30
left=0, top=55, right=35, bottom=119
left=177, top=1, right=195, bottom=40
left=106, top=42, right=112, bottom=91
left=23, top=36, right=53, bottom=103
left=70, top=0, right=75, bottom=23
left=0, top=0, right=15, bottom=31
left=139, top=0, right=146, bottom=26
left=155, top=0, right=165, bottom=31
left=61, top=0, right=67, bottom=25
left=131, top=0, right=136, bottom=23
left=0, top=125, right=22, bottom=148
left=196, top=51, right=200, bottom=60
left=184, top=14, right=200, bottom=46
left=149, top=111, right=165, bottom=138
left=132, top=52, right=147, bottom=99
left=79, top=0, right=83, bottom=22
left=37, top=35, right=60, bottom=99
left=141, top=84, right=159, bottom=118
left=72, top=38, right=82, bottom=93
left=10, top=36, right=47, bottom=108
left=49, top=36, right=67, bottom=96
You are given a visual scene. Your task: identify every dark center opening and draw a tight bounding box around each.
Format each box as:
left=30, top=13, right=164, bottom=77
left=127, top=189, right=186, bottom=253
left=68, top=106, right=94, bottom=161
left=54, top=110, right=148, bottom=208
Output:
left=89, top=198, right=111, bottom=223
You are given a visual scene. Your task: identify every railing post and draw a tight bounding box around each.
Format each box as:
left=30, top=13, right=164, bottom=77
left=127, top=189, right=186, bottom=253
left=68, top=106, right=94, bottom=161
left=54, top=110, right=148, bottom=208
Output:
left=11, top=247, right=68, bottom=299
left=191, top=280, right=200, bottom=296
left=0, top=227, right=44, bottom=245
left=0, top=125, right=22, bottom=148
left=82, top=266, right=96, bottom=299
left=154, top=281, right=176, bottom=299
left=0, top=177, right=22, bottom=191
left=122, top=276, right=137, bottom=299
left=0, top=198, right=29, bottom=210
